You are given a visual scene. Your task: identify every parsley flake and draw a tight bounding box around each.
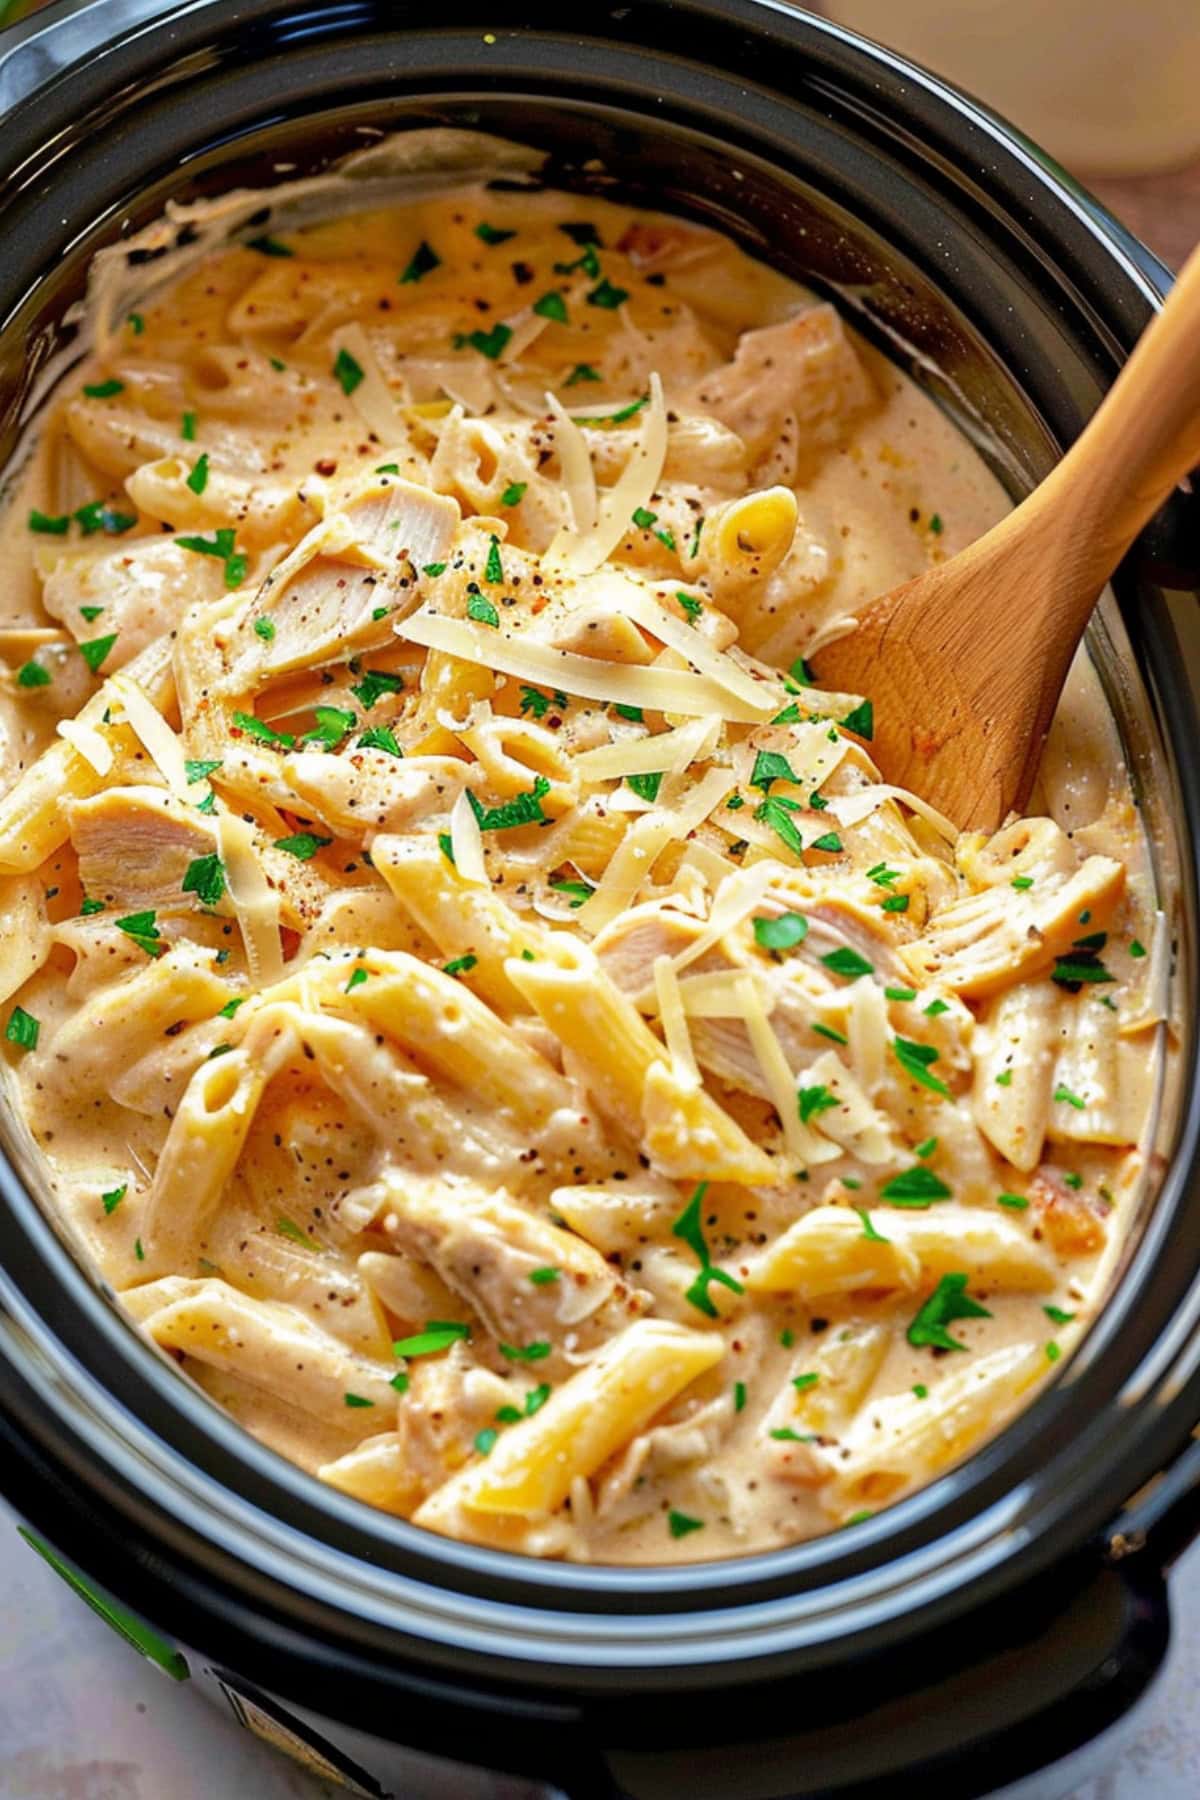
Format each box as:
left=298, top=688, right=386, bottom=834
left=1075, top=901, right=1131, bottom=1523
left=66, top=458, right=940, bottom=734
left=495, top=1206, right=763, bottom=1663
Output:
left=399, top=240, right=440, bottom=284
left=907, top=1273, right=991, bottom=1351
left=333, top=348, right=364, bottom=394
left=5, top=1006, right=39, bottom=1052
left=274, top=833, right=332, bottom=861
left=753, top=912, right=808, bottom=951
left=182, top=853, right=225, bottom=908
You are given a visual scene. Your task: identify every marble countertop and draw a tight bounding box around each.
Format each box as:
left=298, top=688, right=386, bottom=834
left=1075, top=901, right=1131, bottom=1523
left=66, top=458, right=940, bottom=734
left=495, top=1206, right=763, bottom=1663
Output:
left=0, top=1495, right=1197, bottom=1800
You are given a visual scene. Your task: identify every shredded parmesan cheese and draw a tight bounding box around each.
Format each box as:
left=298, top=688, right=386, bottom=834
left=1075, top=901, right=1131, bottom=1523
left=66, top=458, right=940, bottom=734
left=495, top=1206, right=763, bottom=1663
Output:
left=577, top=766, right=735, bottom=934
left=573, top=715, right=721, bottom=782
left=331, top=323, right=411, bottom=443
left=734, top=975, right=838, bottom=1165
left=218, top=813, right=284, bottom=987
left=111, top=675, right=194, bottom=799
left=396, top=609, right=778, bottom=723
left=56, top=716, right=112, bottom=776
left=448, top=786, right=488, bottom=886
left=653, top=954, right=699, bottom=1084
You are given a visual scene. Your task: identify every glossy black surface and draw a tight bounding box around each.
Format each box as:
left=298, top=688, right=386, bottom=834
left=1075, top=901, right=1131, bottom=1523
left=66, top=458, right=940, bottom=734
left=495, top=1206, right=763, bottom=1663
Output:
left=0, top=3, right=1198, bottom=1793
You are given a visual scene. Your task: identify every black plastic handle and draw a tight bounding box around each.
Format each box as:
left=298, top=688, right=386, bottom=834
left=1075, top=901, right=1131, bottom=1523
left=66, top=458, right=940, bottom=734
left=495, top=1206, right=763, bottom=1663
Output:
left=1106, top=1431, right=1200, bottom=1572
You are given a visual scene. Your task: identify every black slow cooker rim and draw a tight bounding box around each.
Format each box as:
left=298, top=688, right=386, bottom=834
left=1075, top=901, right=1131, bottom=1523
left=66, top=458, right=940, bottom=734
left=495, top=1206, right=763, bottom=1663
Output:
left=0, top=0, right=1198, bottom=1687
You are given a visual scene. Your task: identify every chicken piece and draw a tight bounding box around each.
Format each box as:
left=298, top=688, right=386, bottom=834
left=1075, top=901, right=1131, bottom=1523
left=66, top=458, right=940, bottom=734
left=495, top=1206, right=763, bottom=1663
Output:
left=900, top=853, right=1126, bottom=997
left=67, top=784, right=217, bottom=909
left=41, top=538, right=229, bottom=664
left=378, top=1175, right=646, bottom=1370
left=221, top=477, right=459, bottom=690
left=1028, top=1166, right=1108, bottom=1258
left=685, top=305, right=876, bottom=462
left=281, top=748, right=475, bottom=837
left=351, top=1346, right=514, bottom=1517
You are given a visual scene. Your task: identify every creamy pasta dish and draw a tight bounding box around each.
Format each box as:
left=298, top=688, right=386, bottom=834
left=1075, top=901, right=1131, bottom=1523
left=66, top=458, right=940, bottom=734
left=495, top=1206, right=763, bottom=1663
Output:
left=0, top=135, right=1164, bottom=1562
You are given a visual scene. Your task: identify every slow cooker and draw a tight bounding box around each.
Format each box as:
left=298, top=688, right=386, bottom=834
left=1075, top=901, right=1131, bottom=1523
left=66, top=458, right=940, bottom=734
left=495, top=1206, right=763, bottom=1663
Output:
left=1, top=3, right=1199, bottom=1796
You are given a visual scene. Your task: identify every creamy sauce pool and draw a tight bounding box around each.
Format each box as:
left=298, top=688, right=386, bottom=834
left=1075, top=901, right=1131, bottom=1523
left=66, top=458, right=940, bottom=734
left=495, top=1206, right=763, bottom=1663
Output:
left=0, top=168, right=1161, bottom=1563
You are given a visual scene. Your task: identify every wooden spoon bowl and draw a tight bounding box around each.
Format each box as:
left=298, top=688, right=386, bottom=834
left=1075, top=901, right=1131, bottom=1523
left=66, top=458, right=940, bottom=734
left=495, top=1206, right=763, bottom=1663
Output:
left=815, top=243, right=1200, bottom=831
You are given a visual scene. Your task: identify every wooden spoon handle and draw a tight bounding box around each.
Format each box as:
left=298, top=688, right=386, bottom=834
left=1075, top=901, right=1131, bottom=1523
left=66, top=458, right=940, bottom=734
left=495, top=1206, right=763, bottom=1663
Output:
left=1019, top=241, right=1200, bottom=599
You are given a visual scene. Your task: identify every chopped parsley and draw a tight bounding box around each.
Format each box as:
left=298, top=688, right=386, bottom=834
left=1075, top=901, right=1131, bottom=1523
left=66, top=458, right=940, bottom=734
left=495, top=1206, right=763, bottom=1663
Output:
left=182, top=853, right=225, bottom=908
left=565, top=363, right=602, bottom=386
left=929, top=513, right=944, bottom=535
left=559, top=221, right=603, bottom=246
left=246, top=235, right=292, bottom=256
left=821, top=947, right=873, bottom=980
left=400, top=240, right=440, bottom=284
left=587, top=278, right=629, bottom=310
left=524, top=1382, right=551, bottom=1416
left=533, top=290, right=568, bottom=323
left=499, top=1340, right=552, bottom=1362
left=79, top=897, right=105, bottom=916
left=734, top=1381, right=747, bottom=1413
left=792, top=1372, right=819, bottom=1392
left=16, top=661, right=50, bottom=689
left=892, top=1036, right=949, bottom=1097
left=468, top=776, right=550, bottom=832
left=798, top=1084, right=838, bottom=1125
left=474, top=1428, right=498, bottom=1456
left=997, top=1193, right=1029, bottom=1210
left=83, top=379, right=124, bottom=399
left=840, top=699, right=874, bottom=740
left=332, top=348, right=364, bottom=394
left=181, top=410, right=197, bottom=441
left=1046, top=1341, right=1062, bottom=1363
left=423, top=562, right=447, bottom=577
left=1054, top=1084, right=1086, bottom=1111
left=101, top=1184, right=127, bottom=1216
left=812, top=1022, right=848, bottom=1046
left=115, top=910, right=163, bottom=957
left=675, top=592, right=702, bottom=623
left=550, top=878, right=594, bottom=908
left=880, top=1166, right=952, bottom=1206
left=626, top=771, right=664, bottom=804
left=350, top=668, right=404, bottom=709
left=186, top=452, right=209, bottom=495
left=1130, top=939, right=1147, bottom=958
left=750, top=749, right=799, bottom=792
left=667, top=1509, right=704, bottom=1539
left=995, top=1069, right=1013, bottom=1087
left=273, top=833, right=332, bottom=861
left=810, top=831, right=843, bottom=854
left=346, top=967, right=369, bottom=993
left=358, top=724, right=403, bottom=757
left=232, top=710, right=294, bottom=748
left=467, top=593, right=500, bottom=627
left=1045, top=1305, right=1076, bottom=1326
left=79, top=605, right=105, bottom=622
left=475, top=222, right=516, bottom=245
left=671, top=1180, right=744, bottom=1318
left=302, top=705, right=357, bottom=749
left=914, top=1136, right=938, bottom=1159
left=128, top=313, right=144, bottom=335
left=923, top=997, right=949, bottom=1016
left=882, top=894, right=910, bottom=914
left=79, top=634, right=118, bottom=675
left=393, top=1323, right=470, bottom=1357
left=344, top=1393, right=375, bottom=1408
left=501, top=481, right=528, bottom=506
left=754, top=793, right=804, bottom=856
left=28, top=509, right=70, bottom=535
left=483, top=536, right=504, bottom=585
left=519, top=685, right=550, bottom=718
left=5, top=1006, right=39, bottom=1052
left=1011, top=875, right=1034, bottom=891
left=907, top=1272, right=991, bottom=1351
left=185, top=759, right=223, bottom=788
left=885, top=986, right=916, bottom=1003
left=770, top=1428, right=815, bottom=1444
left=218, top=997, right=245, bottom=1019
left=688, top=516, right=705, bottom=559
left=752, top=912, right=808, bottom=952
left=253, top=616, right=276, bottom=642
left=74, top=501, right=136, bottom=536
left=453, top=322, right=513, bottom=360
left=444, top=954, right=478, bottom=978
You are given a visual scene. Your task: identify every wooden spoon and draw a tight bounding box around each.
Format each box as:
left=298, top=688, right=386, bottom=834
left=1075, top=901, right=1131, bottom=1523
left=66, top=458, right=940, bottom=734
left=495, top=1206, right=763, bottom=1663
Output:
left=813, top=242, right=1200, bottom=832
